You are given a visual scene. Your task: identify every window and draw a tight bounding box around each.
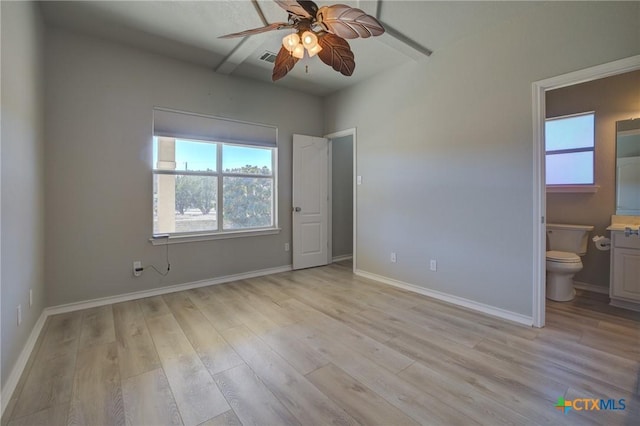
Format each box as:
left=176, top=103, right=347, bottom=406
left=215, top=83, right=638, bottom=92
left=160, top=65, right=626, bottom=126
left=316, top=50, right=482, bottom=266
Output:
left=545, top=112, right=595, bottom=186
left=152, top=109, right=277, bottom=238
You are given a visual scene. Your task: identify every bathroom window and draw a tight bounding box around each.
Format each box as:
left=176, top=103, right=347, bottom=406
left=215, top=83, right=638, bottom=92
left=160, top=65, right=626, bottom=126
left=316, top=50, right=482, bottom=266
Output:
left=545, top=112, right=595, bottom=187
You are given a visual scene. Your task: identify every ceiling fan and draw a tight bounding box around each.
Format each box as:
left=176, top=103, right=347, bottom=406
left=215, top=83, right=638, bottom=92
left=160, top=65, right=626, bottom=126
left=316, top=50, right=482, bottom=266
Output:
left=219, top=0, right=385, bottom=81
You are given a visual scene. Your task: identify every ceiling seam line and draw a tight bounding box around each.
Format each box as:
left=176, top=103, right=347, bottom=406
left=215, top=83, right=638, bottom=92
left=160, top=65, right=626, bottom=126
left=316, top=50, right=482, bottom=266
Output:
left=214, top=37, right=249, bottom=73
left=251, top=0, right=269, bottom=26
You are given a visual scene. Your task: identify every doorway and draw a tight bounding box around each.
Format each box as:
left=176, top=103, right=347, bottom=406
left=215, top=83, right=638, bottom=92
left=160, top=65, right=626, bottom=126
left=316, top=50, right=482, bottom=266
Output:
left=326, top=129, right=357, bottom=273
left=531, top=55, right=640, bottom=327
left=291, top=129, right=357, bottom=272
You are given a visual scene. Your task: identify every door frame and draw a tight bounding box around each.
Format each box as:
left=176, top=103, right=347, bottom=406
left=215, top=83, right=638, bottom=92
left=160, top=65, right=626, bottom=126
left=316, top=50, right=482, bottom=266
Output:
left=531, top=55, right=640, bottom=328
left=324, top=128, right=357, bottom=273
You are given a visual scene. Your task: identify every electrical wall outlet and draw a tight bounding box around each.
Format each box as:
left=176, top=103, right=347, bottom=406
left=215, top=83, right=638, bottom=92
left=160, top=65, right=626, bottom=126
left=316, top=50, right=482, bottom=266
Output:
left=133, top=261, right=143, bottom=277
left=17, top=305, right=22, bottom=326
left=357, top=176, right=363, bottom=185
left=390, top=252, right=397, bottom=263
left=284, top=243, right=290, bottom=252
left=430, top=259, right=437, bottom=271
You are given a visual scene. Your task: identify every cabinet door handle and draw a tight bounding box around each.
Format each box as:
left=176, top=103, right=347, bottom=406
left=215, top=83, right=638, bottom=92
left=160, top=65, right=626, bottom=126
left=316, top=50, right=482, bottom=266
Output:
left=624, top=227, right=640, bottom=237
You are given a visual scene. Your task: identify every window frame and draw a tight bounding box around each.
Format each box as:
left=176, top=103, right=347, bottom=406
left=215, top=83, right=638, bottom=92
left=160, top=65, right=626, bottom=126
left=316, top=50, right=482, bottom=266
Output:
left=545, top=111, right=597, bottom=190
left=152, top=137, right=279, bottom=243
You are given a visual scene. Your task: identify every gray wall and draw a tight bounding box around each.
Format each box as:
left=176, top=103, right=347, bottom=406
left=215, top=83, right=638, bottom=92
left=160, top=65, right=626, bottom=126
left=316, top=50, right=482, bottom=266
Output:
left=1, top=2, right=46, bottom=388
left=546, top=70, right=640, bottom=290
left=324, top=1, right=640, bottom=317
left=44, top=27, right=323, bottom=306
left=331, top=135, right=353, bottom=258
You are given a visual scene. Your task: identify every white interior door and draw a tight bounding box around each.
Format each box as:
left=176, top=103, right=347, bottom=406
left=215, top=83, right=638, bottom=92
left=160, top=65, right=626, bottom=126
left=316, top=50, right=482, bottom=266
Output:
left=292, top=134, right=328, bottom=270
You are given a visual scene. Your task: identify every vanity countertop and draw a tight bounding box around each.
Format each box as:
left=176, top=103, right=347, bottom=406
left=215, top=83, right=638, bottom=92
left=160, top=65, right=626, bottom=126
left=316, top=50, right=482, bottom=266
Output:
left=607, top=215, right=640, bottom=231
left=607, top=224, right=640, bottom=231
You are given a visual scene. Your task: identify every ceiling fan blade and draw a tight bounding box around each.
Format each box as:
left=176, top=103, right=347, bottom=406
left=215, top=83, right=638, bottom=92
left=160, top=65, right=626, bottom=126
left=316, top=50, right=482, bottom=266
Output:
left=272, top=46, right=300, bottom=81
left=274, top=0, right=317, bottom=19
left=317, top=33, right=355, bottom=76
left=296, top=0, right=319, bottom=18
left=219, top=22, right=290, bottom=39
left=316, top=5, right=385, bottom=39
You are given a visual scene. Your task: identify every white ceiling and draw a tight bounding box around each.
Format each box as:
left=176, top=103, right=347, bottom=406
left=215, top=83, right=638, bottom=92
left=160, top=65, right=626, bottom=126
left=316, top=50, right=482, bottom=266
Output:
left=40, top=1, right=539, bottom=96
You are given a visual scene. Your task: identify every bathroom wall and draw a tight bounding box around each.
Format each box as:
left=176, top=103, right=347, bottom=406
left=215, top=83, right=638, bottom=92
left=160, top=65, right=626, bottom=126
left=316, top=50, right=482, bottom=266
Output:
left=546, top=70, right=640, bottom=291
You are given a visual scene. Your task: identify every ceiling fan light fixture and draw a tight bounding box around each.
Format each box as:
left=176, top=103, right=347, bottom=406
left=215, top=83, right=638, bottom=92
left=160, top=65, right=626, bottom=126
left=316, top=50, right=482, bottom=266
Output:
left=306, top=43, right=322, bottom=57
left=292, top=43, right=305, bottom=59
left=282, top=33, right=300, bottom=52
left=301, top=31, right=318, bottom=49
left=222, top=1, right=386, bottom=81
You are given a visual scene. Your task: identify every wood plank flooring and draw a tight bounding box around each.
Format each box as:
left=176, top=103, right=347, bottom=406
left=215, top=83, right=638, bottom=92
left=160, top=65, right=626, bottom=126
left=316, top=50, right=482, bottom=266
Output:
left=3, top=261, right=639, bottom=425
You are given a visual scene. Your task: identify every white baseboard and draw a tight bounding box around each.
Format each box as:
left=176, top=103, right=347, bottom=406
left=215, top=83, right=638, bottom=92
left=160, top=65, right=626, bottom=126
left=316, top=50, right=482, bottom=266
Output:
left=610, top=298, right=640, bottom=312
left=1, top=264, right=292, bottom=418
left=45, top=264, right=293, bottom=316
left=332, top=254, right=353, bottom=262
left=355, top=269, right=533, bottom=327
left=1, top=311, right=47, bottom=417
left=573, top=281, right=609, bottom=295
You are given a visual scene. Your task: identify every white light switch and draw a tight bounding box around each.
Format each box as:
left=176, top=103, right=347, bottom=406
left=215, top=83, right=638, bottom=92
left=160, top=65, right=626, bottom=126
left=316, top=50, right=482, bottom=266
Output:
left=357, top=176, right=362, bottom=185
left=430, top=259, right=437, bottom=271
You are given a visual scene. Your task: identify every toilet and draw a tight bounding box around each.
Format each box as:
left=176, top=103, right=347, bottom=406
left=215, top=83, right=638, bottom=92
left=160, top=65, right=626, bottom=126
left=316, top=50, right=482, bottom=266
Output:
left=546, top=223, right=594, bottom=301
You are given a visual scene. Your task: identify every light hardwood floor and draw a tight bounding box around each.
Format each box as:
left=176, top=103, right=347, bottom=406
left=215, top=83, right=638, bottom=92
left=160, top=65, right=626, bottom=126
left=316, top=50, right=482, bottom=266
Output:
left=3, top=261, right=639, bottom=425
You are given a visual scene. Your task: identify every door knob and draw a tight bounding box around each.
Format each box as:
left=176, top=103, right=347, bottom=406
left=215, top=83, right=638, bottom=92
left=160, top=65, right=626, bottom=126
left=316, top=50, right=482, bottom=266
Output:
left=293, top=207, right=302, bottom=212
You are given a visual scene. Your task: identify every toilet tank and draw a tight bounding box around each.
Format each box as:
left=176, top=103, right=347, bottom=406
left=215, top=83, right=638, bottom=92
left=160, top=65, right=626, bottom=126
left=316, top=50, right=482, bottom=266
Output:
left=546, top=223, right=594, bottom=255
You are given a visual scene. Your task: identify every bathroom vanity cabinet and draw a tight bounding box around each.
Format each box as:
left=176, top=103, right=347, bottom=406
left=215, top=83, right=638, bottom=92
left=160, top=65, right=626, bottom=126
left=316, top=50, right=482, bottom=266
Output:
left=609, top=229, right=640, bottom=311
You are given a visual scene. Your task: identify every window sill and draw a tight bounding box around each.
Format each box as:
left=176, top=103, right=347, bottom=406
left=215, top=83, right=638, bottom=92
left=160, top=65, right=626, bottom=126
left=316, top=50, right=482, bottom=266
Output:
left=546, top=185, right=600, bottom=193
left=149, top=228, right=281, bottom=245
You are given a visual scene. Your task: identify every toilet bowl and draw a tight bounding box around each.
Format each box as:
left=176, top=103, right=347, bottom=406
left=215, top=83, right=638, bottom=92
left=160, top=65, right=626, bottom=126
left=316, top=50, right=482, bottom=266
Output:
left=545, top=223, right=594, bottom=302
left=546, top=250, right=582, bottom=301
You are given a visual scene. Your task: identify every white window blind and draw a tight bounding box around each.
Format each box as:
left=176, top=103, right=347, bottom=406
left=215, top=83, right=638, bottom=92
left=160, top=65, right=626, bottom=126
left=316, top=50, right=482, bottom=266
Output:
left=153, top=108, right=277, bottom=147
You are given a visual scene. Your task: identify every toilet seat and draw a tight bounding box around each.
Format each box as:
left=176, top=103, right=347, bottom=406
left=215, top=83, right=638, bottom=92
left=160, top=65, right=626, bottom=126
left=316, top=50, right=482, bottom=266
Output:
left=546, top=250, right=580, bottom=263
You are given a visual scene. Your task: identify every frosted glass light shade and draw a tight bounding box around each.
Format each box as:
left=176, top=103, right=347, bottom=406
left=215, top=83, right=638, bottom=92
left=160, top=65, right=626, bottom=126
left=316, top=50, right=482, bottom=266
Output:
left=292, top=43, right=305, bottom=59
left=301, top=31, right=318, bottom=49
left=307, top=44, right=323, bottom=57
left=282, top=33, right=300, bottom=52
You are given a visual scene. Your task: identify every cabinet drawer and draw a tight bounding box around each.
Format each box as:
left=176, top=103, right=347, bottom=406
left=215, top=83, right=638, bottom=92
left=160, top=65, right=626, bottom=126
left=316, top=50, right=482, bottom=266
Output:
left=613, top=232, right=640, bottom=249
